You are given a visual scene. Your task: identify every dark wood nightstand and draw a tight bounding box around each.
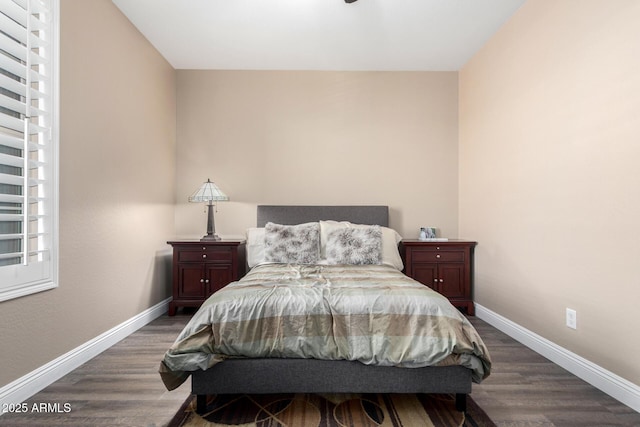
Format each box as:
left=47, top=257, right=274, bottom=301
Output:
left=167, top=240, right=246, bottom=316
left=401, top=239, right=477, bottom=315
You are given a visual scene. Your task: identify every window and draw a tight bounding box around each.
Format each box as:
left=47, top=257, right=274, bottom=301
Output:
left=0, top=0, right=58, bottom=302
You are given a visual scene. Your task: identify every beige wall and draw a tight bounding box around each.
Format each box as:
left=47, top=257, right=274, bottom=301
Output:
left=459, top=0, right=640, bottom=385
left=175, top=71, right=459, bottom=240
left=0, top=0, right=176, bottom=387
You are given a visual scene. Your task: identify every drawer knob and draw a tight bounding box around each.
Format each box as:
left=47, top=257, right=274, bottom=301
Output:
left=205, top=279, right=210, bottom=283
left=200, top=279, right=204, bottom=283
left=202, top=247, right=206, bottom=250
left=439, top=279, right=444, bottom=283
left=202, top=254, right=207, bottom=258
left=436, top=254, right=441, bottom=258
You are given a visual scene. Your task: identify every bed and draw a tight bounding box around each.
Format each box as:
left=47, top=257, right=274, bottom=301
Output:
left=159, top=205, right=491, bottom=414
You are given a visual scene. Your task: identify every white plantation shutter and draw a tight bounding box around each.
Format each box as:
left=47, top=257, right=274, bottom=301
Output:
left=0, top=0, right=58, bottom=301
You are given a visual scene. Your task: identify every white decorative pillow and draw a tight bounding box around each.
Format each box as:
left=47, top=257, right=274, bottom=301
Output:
left=320, top=220, right=404, bottom=270
left=326, top=226, right=382, bottom=265
left=245, top=227, right=266, bottom=268
left=264, top=222, right=320, bottom=264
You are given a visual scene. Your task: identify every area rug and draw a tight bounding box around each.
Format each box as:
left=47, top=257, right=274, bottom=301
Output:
left=167, top=393, right=495, bottom=427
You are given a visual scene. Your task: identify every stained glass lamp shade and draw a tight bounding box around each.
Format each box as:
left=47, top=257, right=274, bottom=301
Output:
left=188, top=179, right=229, bottom=241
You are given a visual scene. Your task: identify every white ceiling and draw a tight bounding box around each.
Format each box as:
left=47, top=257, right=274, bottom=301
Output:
left=112, top=0, right=526, bottom=71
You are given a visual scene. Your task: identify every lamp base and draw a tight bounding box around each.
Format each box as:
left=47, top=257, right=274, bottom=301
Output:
left=200, top=234, right=222, bottom=242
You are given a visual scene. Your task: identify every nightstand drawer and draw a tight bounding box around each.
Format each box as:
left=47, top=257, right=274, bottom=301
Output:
left=178, top=248, right=233, bottom=262
left=411, top=250, right=464, bottom=263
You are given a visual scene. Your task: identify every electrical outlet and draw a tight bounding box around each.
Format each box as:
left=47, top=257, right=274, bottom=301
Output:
left=566, top=308, right=577, bottom=329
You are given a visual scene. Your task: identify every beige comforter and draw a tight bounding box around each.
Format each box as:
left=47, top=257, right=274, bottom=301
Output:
left=160, top=263, right=491, bottom=390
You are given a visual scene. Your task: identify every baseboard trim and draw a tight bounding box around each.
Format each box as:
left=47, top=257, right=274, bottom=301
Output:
left=0, top=297, right=171, bottom=411
left=475, top=303, right=640, bottom=413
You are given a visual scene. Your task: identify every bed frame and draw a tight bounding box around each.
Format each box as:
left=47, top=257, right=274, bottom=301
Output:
left=190, top=205, right=472, bottom=413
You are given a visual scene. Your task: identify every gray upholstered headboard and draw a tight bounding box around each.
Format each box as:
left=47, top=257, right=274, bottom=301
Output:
left=257, top=205, right=389, bottom=228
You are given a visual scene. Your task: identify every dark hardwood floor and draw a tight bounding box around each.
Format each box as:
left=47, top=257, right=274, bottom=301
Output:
left=0, top=313, right=638, bottom=426
left=468, top=317, right=640, bottom=426
left=0, top=314, right=192, bottom=427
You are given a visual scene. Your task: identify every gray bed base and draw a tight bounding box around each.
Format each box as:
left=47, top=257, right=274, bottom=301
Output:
left=190, top=205, right=472, bottom=414
left=192, top=359, right=470, bottom=413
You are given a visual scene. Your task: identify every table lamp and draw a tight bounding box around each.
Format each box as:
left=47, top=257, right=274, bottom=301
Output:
left=188, top=178, right=229, bottom=241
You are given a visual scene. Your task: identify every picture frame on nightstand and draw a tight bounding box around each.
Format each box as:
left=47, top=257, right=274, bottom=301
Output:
left=419, top=227, right=437, bottom=240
